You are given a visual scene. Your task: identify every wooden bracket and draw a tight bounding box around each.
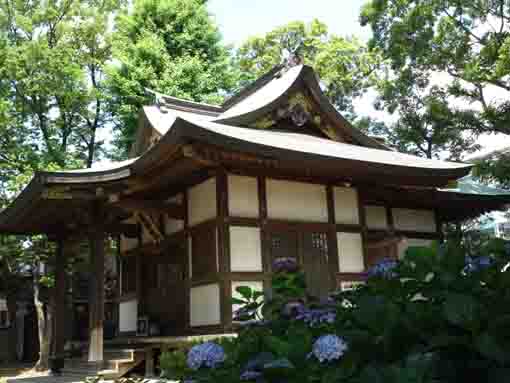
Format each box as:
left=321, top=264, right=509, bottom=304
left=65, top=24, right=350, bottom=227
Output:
left=137, top=212, right=164, bottom=243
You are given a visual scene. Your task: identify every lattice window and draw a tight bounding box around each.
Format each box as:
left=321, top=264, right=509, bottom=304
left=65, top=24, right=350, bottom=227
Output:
left=269, top=231, right=299, bottom=262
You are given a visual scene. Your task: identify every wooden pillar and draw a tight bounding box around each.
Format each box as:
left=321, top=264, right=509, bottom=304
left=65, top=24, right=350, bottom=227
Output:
left=53, top=239, right=68, bottom=357
left=88, top=228, right=106, bottom=363
left=216, top=170, right=232, bottom=330
left=357, top=190, right=369, bottom=270
left=145, top=347, right=155, bottom=377
left=326, top=185, right=339, bottom=291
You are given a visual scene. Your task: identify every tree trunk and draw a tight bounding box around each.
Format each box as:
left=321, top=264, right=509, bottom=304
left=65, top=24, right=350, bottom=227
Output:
left=6, top=295, right=18, bottom=363
left=33, top=266, right=53, bottom=372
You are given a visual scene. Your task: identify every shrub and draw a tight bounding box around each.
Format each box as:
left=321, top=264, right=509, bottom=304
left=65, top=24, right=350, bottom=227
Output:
left=160, top=238, right=510, bottom=382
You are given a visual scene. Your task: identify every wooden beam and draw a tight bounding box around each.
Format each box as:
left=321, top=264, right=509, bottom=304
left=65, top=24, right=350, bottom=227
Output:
left=110, top=199, right=185, bottom=219
left=104, top=223, right=139, bottom=238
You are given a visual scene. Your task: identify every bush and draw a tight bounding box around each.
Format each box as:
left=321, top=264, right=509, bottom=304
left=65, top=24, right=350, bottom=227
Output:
left=160, top=239, right=510, bottom=382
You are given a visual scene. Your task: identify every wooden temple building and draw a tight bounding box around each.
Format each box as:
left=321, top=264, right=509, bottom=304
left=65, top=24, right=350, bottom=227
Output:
left=1, top=63, right=509, bottom=370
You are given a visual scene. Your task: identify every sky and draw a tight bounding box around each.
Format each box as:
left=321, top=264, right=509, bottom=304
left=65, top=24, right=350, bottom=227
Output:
left=207, top=0, right=510, bottom=158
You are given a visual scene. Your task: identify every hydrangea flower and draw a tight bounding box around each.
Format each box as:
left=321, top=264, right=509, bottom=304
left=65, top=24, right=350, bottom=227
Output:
left=311, top=334, right=348, bottom=363
left=240, top=370, right=263, bottom=381
left=272, top=257, right=299, bottom=273
left=233, top=306, right=258, bottom=322
left=186, top=342, right=225, bottom=370
left=295, top=307, right=336, bottom=327
left=464, top=256, right=493, bottom=273
left=367, top=257, right=398, bottom=279
left=281, top=300, right=305, bottom=318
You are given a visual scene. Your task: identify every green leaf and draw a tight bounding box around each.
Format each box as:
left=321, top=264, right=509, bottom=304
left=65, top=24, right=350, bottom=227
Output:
left=443, top=293, right=479, bottom=329
left=476, top=332, right=508, bottom=364
left=236, top=286, right=253, bottom=300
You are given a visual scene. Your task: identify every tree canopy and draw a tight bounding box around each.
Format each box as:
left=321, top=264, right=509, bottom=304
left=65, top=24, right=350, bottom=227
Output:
left=235, top=20, right=382, bottom=118
left=106, top=0, right=237, bottom=158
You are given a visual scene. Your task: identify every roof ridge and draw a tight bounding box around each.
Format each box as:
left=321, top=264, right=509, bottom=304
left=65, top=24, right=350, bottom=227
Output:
left=145, top=89, right=223, bottom=115
left=222, top=65, right=285, bottom=109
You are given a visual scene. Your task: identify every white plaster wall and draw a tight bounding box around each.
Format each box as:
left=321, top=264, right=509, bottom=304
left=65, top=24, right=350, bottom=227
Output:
left=397, top=238, right=434, bottom=259
left=188, top=178, right=217, bottom=227
left=333, top=187, right=359, bottom=224
left=230, top=226, right=263, bottom=272
left=165, top=216, right=184, bottom=235
left=337, top=232, right=364, bottom=272
left=392, top=208, right=436, bottom=232
left=120, top=216, right=139, bottom=253
left=190, top=284, right=221, bottom=327
left=119, top=299, right=138, bottom=333
left=228, top=175, right=259, bottom=218
left=231, top=281, right=264, bottom=320
left=267, top=179, right=328, bottom=222
left=365, top=205, right=388, bottom=230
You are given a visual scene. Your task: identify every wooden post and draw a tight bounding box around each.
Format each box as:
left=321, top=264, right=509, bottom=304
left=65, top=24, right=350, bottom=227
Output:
left=145, top=347, right=155, bottom=377
left=88, top=227, right=106, bottom=362
left=326, top=185, right=339, bottom=291
left=53, top=239, right=68, bottom=358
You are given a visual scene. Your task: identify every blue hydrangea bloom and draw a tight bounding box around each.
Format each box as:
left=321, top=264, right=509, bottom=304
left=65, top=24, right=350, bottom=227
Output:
left=367, top=257, right=398, bottom=279
left=272, top=257, right=299, bottom=273
left=186, top=342, right=225, bottom=370
left=295, top=307, right=336, bottom=327
left=465, top=256, right=493, bottom=273
left=240, top=370, right=263, bottom=381
left=311, top=334, right=348, bottom=363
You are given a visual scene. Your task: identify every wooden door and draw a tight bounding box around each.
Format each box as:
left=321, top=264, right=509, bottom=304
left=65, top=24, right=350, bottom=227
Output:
left=268, top=228, right=331, bottom=299
left=302, top=232, right=330, bottom=299
left=143, top=243, right=186, bottom=335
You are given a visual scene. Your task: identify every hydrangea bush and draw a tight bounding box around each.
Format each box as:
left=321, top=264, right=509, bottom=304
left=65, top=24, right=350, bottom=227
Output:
left=160, top=238, right=510, bottom=382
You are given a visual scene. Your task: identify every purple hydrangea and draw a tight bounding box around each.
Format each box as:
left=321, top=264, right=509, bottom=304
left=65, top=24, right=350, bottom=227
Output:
left=311, top=334, right=348, bottom=363
left=295, top=307, right=336, bottom=327
left=240, top=370, right=263, bottom=381
left=187, top=342, right=225, bottom=370
left=233, top=306, right=258, bottom=322
left=281, top=300, right=305, bottom=318
left=464, top=256, right=493, bottom=273
left=272, top=257, right=299, bottom=273
left=367, top=258, right=398, bottom=279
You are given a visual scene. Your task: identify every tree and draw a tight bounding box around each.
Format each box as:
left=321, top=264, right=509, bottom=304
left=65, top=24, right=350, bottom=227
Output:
left=0, top=0, right=124, bottom=370
left=0, top=0, right=122, bottom=170
left=360, top=0, right=510, bottom=180
left=107, top=0, right=237, bottom=159
left=362, top=83, right=480, bottom=160
left=361, top=0, right=510, bottom=136
left=235, top=20, right=383, bottom=118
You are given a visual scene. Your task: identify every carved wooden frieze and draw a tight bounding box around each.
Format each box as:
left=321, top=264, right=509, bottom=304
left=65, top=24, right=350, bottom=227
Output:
left=250, top=91, right=345, bottom=142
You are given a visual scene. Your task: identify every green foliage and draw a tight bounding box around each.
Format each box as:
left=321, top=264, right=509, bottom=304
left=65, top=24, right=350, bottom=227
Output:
left=0, top=0, right=122, bottom=175
left=107, top=0, right=237, bottom=158
left=161, top=238, right=510, bottom=382
left=360, top=0, right=510, bottom=166
left=235, top=19, right=383, bottom=118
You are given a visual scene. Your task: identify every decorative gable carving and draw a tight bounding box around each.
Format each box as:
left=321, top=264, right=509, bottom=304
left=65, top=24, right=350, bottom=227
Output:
left=250, top=91, right=350, bottom=143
